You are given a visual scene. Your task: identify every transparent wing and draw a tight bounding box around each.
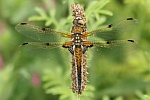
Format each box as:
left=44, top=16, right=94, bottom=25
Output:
left=87, top=18, right=138, bottom=40
left=90, top=39, right=136, bottom=47
left=87, top=39, right=138, bottom=60
left=15, top=22, right=71, bottom=42
left=18, top=42, right=71, bottom=62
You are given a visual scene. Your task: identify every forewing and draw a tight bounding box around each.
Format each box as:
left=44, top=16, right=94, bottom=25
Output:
left=15, top=23, right=71, bottom=42
left=87, top=18, right=138, bottom=40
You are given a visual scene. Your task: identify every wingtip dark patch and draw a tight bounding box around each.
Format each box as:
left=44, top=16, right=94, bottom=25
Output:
left=127, top=18, right=133, bottom=20
left=20, top=22, right=27, bottom=25
left=22, top=42, right=28, bottom=45
left=128, top=40, right=135, bottom=42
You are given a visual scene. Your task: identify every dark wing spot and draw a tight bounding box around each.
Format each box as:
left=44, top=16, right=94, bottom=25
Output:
left=42, top=27, right=46, bottom=31
left=62, top=45, right=66, bottom=48
left=89, top=44, right=93, bottom=47
left=45, top=43, right=50, bottom=46
left=20, top=22, right=27, bottom=25
left=127, top=18, right=133, bottom=20
left=22, top=42, right=28, bottom=45
left=108, top=24, right=112, bottom=28
left=106, top=41, right=110, bottom=44
left=128, top=40, right=135, bottom=42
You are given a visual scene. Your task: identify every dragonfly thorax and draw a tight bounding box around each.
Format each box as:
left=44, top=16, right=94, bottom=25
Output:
left=71, top=26, right=85, bottom=33
left=72, top=33, right=82, bottom=46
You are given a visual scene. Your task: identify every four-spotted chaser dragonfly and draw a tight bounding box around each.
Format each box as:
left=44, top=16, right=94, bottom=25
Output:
left=15, top=4, right=138, bottom=94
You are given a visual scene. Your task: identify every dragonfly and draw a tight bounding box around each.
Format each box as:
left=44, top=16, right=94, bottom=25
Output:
left=15, top=4, right=138, bottom=95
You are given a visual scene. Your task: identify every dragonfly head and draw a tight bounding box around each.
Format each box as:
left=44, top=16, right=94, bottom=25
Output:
left=73, top=17, right=86, bottom=27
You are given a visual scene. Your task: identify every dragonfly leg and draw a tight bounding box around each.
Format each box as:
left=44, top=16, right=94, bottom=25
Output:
left=82, top=46, right=88, bottom=54
left=68, top=47, right=74, bottom=55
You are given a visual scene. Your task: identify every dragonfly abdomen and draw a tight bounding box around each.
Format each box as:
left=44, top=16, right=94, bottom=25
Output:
left=70, top=47, right=88, bottom=94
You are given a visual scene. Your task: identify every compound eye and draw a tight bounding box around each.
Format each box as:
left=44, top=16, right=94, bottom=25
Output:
left=75, top=17, right=85, bottom=25
left=78, top=19, right=84, bottom=25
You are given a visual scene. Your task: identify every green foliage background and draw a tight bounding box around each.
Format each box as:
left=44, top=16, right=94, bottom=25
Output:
left=0, top=0, right=150, bottom=100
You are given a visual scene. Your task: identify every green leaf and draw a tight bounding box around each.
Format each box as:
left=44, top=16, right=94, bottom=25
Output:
left=99, top=10, right=113, bottom=16
left=28, top=7, right=48, bottom=21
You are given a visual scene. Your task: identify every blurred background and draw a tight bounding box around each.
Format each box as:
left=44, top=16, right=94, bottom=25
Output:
left=0, top=0, right=150, bottom=100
